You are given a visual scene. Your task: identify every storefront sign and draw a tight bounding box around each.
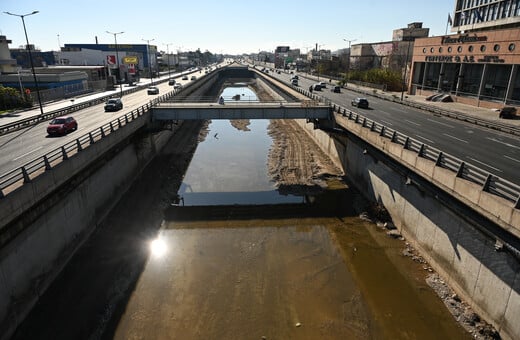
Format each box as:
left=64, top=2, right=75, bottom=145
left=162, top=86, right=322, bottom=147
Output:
left=425, top=55, right=505, bottom=63
left=441, top=35, right=487, bottom=44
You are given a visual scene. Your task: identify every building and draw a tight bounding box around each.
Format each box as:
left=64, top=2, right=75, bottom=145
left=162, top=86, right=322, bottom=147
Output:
left=409, top=1, right=520, bottom=108
left=350, top=23, right=429, bottom=75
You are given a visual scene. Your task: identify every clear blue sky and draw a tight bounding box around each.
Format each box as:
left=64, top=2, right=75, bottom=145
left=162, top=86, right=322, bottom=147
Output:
left=1, top=0, right=455, bottom=54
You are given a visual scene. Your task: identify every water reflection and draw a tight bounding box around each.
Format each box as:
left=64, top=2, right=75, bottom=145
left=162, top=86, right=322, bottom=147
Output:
left=220, top=85, right=258, bottom=102
left=150, top=237, right=167, bottom=258
left=178, top=119, right=302, bottom=206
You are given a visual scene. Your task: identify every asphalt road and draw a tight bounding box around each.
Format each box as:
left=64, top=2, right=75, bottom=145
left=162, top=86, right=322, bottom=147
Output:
left=0, top=69, right=208, bottom=177
left=272, top=71, right=520, bottom=185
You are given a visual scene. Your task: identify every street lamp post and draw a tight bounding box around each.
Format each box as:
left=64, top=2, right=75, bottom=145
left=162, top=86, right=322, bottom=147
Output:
left=165, top=43, right=173, bottom=79
left=107, top=30, right=124, bottom=97
left=400, top=32, right=414, bottom=101
left=142, top=38, right=155, bottom=85
left=4, top=11, right=44, bottom=115
left=343, top=38, right=357, bottom=85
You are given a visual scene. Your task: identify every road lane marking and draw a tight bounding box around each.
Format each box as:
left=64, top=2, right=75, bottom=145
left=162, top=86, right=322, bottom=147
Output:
left=486, top=137, right=520, bottom=150
left=12, top=146, right=42, bottom=161
left=443, top=133, right=468, bottom=143
left=504, top=155, right=520, bottom=163
left=380, top=119, right=393, bottom=126
left=405, top=119, right=421, bottom=126
left=466, top=157, right=502, bottom=172
left=414, top=135, right=434, bottom=144
left=427, top=118, right=454, bottom=128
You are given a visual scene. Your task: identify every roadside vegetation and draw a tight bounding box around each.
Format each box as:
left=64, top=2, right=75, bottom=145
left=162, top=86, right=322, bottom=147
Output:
left=0, top=85, right=32, bottom=113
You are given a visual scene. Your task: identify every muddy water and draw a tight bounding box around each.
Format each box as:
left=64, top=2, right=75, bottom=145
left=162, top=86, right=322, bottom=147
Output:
left=111, top=119, right=471, bottom=339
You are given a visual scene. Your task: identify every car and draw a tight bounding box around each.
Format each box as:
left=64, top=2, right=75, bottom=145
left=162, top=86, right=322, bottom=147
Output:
left=291, top=79, right=298, bottom=86
left=331, top=86, right=341, bottom=93
left=498, top=106, right=517, bottom=118
left=292, top=75, right=299, bottom=80
left=319, top=82, right=327, bottom=88
left=311, top=83, right=322, bottom=91
left=47, top=116, right=78, bottom=136
left=351, top=97, right=369, bottom=108
left=173, top=83, right=183, bottom=90
left=104, top=98, right=123, bottom=112
left=147, top=86, right=159, bottom=95
left=168, top=79, right=176, bottom=85
left=182, top=75, right=188, bottom=80
left=191, top=75, right=197, bottom=80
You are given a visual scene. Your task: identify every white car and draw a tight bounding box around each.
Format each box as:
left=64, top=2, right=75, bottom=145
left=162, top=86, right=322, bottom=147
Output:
left=173, top=83, right=183, bottom=90
left=147, top=86, right=159, bottom=95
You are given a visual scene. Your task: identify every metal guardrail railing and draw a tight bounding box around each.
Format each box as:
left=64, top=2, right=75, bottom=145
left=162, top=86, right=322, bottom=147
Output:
left=0, top=88, right=179, bottom=198
left=328, top=103, right=520, bottom=208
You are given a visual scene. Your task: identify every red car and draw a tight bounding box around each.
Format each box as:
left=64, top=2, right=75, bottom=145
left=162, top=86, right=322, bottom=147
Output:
left=47, top=116, right=78, bottom=136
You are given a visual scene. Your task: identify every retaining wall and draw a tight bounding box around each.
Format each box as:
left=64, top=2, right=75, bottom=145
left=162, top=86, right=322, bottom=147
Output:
left=294, top=118, right=520, bottom=340
left=0, top=116, right=178, bottom=339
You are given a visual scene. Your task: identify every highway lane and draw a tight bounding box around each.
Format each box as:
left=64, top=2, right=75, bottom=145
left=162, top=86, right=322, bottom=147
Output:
left=272, top=71, right=520, bottom=185
left=0, top=69, right=209, bottom=177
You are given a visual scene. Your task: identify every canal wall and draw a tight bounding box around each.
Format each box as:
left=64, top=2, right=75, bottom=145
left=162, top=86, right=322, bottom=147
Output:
left=0, top=117, right=179, bottom=339
left=294, top=118, right=520, bottom=340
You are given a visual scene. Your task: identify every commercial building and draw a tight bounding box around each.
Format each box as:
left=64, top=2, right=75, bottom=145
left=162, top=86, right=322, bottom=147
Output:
left=409, top=0, right=520, bottom=108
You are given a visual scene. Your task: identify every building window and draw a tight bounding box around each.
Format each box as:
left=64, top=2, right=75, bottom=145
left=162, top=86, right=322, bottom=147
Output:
left=439, top=47, right=443, bottom=53
left=493, top=44, right=500, bottom=52
left=448, top=46, right=452, bottom=52
left=509, top=43, right=515, bottom=52
left=457, top=46, right=463, bottom=53
left=468, top=45, right=474, bottom=52
left=430, top=47, right=435, bottom=53
left=423, top=48, right=427, bottom=53
left=480, top=45, right=486, bottom=52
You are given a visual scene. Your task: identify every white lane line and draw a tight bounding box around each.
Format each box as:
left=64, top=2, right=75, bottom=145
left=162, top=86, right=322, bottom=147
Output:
left=504, top=155, right=520, bottom=163
left=486, top=137, right=520, bottom=150
left=380, top=119, right=393, bottom=126
left=12, top=146, right=43, bottom=161
left=378, top=111, right=391, bottom=116
left=427, top=118, right=454, bottom=128
left=405, top=119, right=421, bottom=126
left=467, top=157, right=503, bottom=172
left=443, top=133, right=468, bottom=143
left=415, top=135, right=434, bottom=144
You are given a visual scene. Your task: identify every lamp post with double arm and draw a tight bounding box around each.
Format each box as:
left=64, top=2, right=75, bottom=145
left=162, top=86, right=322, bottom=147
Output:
left=107, top=30, right=124, bottom=97
left=4, top=10, right=44, bottom=115
left=142, top=38, right=155, bottom=85
left=343, top=38, right=357, bottom=85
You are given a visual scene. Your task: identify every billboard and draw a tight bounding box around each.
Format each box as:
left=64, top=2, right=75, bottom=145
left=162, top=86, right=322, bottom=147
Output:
left=123, top=56, right=139, bottom=64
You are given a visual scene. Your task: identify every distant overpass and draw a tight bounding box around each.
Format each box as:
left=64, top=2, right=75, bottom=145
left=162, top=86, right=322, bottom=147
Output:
left=151, top=101, right=333, bottom=120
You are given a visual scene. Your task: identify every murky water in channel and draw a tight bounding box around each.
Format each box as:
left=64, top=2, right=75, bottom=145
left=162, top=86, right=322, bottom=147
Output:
left=112, top=90, right=471, bottom=339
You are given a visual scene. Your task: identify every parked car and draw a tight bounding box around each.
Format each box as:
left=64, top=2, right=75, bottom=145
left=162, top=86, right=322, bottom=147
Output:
left=191, top=75, right=197, bottom=80
left=104, top=98, right=123, bottom=112
left=173, top=83, right=183, bottom=90
left=331, top=86, right=341, bottom=93
left=182, top=75, right=188, bottom=80
left=351, top=97, right=369, bottom=108
left=168, top=79, right=176, bottom=85
left=47, top=116, right=78, bottom=136
left=498, top=106, right=517, bottom=118
left=147, top=86, right=159, bottom=95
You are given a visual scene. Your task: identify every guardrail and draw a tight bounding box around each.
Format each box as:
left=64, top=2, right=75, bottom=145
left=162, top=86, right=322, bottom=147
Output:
left=281, top=81, right=520, bottom=208
left=330, top=103, right=520, bottom=208
left=0, top=89, right=178, bottom=198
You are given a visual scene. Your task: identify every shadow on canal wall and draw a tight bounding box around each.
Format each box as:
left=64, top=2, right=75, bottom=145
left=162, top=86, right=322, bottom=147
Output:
left=294, top=118, right=520, bottom=340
